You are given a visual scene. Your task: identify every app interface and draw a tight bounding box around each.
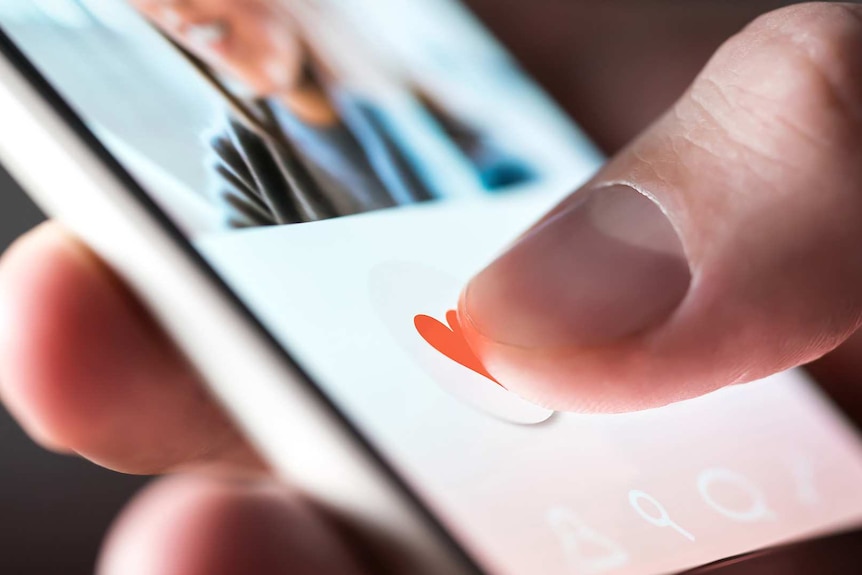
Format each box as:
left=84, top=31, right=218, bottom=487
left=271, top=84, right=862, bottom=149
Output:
left=5, top=1, right=862, bottom=573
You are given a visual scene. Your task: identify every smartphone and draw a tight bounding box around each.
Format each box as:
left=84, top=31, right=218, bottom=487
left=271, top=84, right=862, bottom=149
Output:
left=2, top=1, right=862, bottom=573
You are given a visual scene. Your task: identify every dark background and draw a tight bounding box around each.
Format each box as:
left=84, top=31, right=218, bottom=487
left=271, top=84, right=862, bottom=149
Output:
left=0, top=167, right=148, bottom=575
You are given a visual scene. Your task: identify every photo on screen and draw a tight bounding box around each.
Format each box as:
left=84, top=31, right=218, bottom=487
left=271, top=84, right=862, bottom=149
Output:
left=1, top=0, right=598, bottom=237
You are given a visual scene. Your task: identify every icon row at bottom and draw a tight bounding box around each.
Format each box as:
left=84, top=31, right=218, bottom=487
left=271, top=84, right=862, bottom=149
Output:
left=547, top=462, right=819, bottom=574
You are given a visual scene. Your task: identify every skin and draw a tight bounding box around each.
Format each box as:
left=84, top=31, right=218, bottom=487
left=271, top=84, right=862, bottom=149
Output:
left=131, top=0, right=337, bottom=124
left=2, top=1, right=862, bottom=572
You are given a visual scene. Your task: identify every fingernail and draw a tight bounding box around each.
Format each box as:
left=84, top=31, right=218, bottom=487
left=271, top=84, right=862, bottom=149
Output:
left=464, top=185, right=691, bottom=348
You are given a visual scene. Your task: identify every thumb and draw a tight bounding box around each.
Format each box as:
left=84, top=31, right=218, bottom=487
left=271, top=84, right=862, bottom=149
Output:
left=460, top=3, right=862, bottom=412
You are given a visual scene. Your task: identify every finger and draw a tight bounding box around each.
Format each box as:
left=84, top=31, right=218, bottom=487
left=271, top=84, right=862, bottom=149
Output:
left=0, top=222, right=263, bottom=473
left=98, top=474, right=368, bottom=575
left=461, top=3, right=862, bottom=412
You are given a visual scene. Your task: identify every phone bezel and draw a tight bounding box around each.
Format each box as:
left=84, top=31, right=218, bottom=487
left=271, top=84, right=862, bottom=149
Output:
left=0, top=23, right=484, bottom=575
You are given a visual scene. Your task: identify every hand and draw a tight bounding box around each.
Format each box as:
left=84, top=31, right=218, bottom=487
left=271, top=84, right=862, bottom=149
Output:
left=461, top=2, right=862, bottom=413
left=2, top=2, right=862, bottom=573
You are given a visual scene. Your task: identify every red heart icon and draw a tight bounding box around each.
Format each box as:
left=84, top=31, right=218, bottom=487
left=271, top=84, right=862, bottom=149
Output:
left=414, top=310, right=500, bottom=386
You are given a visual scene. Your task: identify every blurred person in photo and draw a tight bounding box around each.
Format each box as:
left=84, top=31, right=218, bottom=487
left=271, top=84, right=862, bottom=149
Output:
left=130, top=0, right=536, bottom=228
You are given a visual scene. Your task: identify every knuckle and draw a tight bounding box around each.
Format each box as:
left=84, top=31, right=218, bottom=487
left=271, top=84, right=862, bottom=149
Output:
left=660, top=4, right=862, bottom=275
left=736, top=3, right=862, bottom=126
left=679, top=3, right=862, bottom=173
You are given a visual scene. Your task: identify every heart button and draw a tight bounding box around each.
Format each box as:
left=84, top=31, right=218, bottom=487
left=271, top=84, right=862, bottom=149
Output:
left=414, top=310, right=500, bottom=386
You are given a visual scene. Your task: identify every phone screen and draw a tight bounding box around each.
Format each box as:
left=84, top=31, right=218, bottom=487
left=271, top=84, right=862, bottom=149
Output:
left=4, top=1, right=862, bottom=573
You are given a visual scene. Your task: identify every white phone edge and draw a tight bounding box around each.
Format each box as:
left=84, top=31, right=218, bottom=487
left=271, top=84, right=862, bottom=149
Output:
left=0, top=49, right=479, bottom=575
